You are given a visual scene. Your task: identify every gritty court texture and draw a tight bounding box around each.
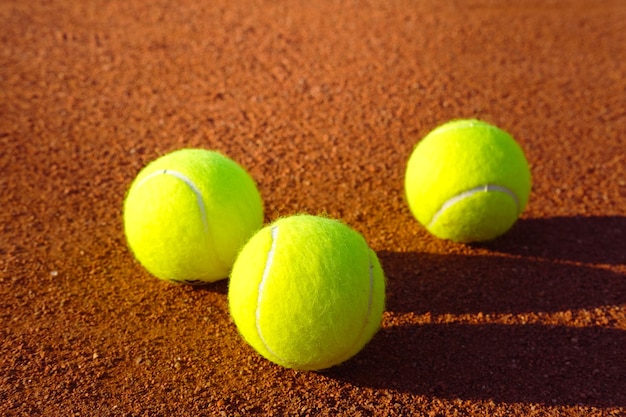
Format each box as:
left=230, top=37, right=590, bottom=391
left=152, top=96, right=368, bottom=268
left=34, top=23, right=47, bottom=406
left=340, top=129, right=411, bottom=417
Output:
left=1, top=1, right=625, bottom=416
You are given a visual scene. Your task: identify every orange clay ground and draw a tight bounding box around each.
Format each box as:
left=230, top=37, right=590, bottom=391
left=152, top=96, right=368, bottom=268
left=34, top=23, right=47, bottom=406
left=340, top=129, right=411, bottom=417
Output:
left=1, top=1, right=625, bottom=416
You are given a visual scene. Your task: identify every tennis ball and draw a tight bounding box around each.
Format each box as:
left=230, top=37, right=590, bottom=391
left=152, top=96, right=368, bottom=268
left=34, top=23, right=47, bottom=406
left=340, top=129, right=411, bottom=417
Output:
left=124, top=149, right=263, bottom=284
left=405, top=119, right=531, bottom=242
left=228, top=214, right=386, bottom=371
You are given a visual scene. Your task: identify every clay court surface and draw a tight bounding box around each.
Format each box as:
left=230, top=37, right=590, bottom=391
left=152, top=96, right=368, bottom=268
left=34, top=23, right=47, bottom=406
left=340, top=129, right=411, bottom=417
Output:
left=1, top=0, right=625, bottom=415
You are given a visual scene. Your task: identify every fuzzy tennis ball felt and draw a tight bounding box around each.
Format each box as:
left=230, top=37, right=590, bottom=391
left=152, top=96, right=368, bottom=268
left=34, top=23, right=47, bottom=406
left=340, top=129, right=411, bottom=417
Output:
left=228, top=214, right=386, bottom=371
left=405, top=119, right=531, bottom=242
left=123, top=149, right=263, bottom=284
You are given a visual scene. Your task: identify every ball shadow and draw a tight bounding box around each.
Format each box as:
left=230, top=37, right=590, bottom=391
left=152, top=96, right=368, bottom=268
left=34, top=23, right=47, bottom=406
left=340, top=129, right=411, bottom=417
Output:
left=483, top=215, right=626, bottom=266
left=332, top=322, right=625, bottom=407
left=379, top=251, right=625, bottom=315
left=326, top=250, right=625, bottom=407
left=188, top=279, right=229, bottom=295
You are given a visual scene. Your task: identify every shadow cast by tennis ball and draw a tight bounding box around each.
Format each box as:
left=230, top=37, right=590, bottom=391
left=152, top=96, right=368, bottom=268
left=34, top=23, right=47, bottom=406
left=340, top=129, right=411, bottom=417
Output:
left=333, top=322, right=625, bottom=407
left=481, top=215, right=626, bottom=266
left=378, top=251, right=625, bottom=315
left=327, top=250, right=625, bottom=407
left=188, top=278, right=229, bottom=295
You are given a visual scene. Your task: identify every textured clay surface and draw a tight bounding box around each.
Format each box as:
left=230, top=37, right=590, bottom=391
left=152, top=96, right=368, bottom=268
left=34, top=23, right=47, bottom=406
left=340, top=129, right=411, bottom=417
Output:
left=1, top=1, right=625, bottom=416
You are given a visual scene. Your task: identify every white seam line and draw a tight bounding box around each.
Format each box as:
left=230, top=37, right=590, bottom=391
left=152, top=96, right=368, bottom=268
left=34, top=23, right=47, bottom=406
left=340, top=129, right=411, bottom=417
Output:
left=255, top=226, right=285, bottom=363
left=428, top=184, right=520, bottom=228
left=333, top=244, right=375, bottom=367
left=364, top=250, right=374, bottom=334
left=361, top=249, right=375, bottom=337
left=136, top=169, right=209, bottom=235
left=429, top=119, right=481, bottom=136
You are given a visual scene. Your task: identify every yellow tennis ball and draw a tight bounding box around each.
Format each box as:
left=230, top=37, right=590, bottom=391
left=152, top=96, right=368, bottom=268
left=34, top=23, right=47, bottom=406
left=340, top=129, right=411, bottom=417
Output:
left=123, top=149, right=263, bottom=284
left=228, top=214, right=386, bottom=371
left=405, top=119, right=531, bottom=242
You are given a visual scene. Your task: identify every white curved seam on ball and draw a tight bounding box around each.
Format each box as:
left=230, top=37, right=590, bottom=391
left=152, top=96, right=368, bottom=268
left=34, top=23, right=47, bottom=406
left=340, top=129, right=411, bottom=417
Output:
left=428, top=184, right=520, bottom=228
left=136, top=169, right=209, bottom=235
left=429, top=119, right=480, bottom=136
left=360, top=250, right=376, bottom=339
left=255, top=225, right=287, bottom=364
left=333, top=245, right=375, bottom=366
